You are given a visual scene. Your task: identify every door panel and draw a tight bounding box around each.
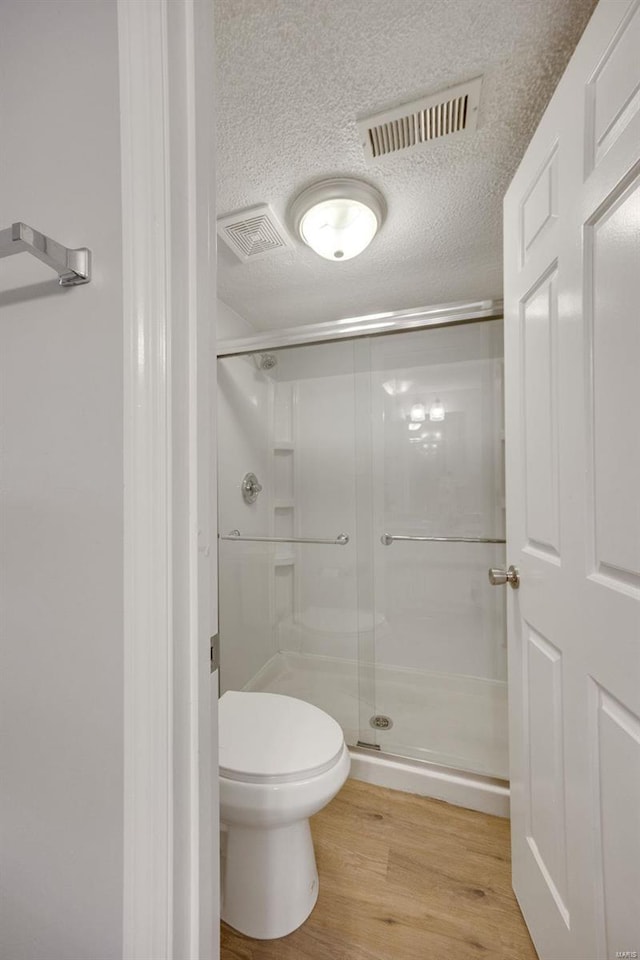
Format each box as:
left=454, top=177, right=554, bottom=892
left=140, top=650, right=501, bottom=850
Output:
left=521, top=267, right=560, bottom=560
left=521, top=145, right=558, bottom=264
left=587, top=174, right=640, bottom=587
left=589, top=683, right=640, bottom=959
left=367, top=323, right=508, bottom=775
left=524, top=624, right=568, bottom=925
left=586, top=0, right=640, bottom=171
left=504, top=1, right=640, bottom=957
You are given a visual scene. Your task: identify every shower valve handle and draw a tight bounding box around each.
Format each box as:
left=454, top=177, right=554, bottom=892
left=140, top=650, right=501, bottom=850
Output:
left=241, top=472, right=263, bottom=504
left=488, top=565, right=520, bottom=589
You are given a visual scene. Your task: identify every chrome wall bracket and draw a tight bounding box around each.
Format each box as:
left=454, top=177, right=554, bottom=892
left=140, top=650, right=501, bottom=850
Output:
left=0, top=222, right=91, bottom=286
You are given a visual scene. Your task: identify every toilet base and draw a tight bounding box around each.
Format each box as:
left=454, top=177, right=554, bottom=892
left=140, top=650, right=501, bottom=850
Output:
left=221, top=817, right=319, bottom=939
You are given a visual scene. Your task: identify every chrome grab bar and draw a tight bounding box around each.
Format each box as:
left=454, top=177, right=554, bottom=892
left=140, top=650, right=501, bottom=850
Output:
left=381, top=533, right=505, bottom=545
left=220, top=529, right=349, bottom=545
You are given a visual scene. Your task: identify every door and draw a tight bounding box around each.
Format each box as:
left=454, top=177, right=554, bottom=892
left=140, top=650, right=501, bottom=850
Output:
left=365, top=323, right=509, bottom=777
left=503, top=1, right=640, bottom=958
left=217, top=340, right=376, bottom=750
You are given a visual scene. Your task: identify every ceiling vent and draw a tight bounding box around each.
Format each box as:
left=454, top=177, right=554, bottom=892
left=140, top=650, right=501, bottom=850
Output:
left=358, top=76, right=482, bottom=163
left=217, top=204, right=292, bottom=262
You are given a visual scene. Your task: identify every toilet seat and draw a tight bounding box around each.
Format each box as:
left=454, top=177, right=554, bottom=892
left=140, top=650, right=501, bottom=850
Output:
left=219, top=691, right=345, bottom=784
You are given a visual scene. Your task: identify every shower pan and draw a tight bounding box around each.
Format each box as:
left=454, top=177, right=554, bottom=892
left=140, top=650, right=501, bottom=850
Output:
left=217, top=307, right=508, bottom=811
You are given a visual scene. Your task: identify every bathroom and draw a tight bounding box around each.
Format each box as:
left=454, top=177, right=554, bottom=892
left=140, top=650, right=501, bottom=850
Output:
left=1, top=1, right=637, bottom=958
left=213, top=0, right=639, bottom=957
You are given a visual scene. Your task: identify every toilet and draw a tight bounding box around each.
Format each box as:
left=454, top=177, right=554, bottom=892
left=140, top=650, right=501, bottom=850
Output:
left=219, top=690, right=351, bottom=940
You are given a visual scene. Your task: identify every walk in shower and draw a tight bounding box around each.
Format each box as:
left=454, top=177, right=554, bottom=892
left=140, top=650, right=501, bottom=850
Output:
left=217, top=305, right=507, bottom=796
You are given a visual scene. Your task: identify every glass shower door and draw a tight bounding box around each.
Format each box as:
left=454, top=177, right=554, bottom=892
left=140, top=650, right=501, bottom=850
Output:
left=217, top=318, right=508, bottom=778
left=217, top=339, right=376, bottom=750
left=364, top=320, right=509, bottom=778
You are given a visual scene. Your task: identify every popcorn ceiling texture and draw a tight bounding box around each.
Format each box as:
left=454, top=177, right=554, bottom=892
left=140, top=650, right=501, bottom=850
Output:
left=215, top=0, right=597, bottom=331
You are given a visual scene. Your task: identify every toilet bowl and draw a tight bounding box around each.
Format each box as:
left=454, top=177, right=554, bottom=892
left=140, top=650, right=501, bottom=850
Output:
left=219, top=690, right=350, bottom=940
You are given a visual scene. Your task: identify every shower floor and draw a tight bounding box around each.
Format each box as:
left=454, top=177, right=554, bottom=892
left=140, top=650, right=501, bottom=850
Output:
left=243, top=650, right=509, bottom=780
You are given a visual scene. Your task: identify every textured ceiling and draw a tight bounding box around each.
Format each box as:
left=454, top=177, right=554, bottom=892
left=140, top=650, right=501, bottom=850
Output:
left=214, top=0, right=596, bottom=332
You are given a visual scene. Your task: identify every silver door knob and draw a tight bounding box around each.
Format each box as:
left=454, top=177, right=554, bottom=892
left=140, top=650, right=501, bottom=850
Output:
left=488, top=565, right=520, bottom=589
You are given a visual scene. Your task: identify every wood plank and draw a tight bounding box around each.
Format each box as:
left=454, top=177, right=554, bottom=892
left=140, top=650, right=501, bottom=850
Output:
left=221, top=779, right=538, bottom=960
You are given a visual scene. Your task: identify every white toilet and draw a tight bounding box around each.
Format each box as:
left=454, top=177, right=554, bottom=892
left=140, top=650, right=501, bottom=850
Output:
left=219, top=690, right=351, bottom=940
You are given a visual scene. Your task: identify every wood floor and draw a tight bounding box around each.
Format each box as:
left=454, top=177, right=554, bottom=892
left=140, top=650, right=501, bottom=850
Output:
left=221, top=778, right=538, bottom=960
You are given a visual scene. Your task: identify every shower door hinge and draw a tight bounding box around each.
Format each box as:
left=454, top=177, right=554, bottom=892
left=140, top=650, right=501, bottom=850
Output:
left=210, top=633, right=220, bottom=673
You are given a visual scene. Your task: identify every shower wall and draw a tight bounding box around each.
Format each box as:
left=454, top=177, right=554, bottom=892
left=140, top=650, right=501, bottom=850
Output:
left=217, top=307, right=274, bottom=692
left=284, top=372, right=359, bottom=659
left=218, top=321, right=505, bottom=688
left=218, top=319, right=507, bottom=778
left=218, top=342, right=362, bottom=691
left=219, top=325, right=504, bottom=682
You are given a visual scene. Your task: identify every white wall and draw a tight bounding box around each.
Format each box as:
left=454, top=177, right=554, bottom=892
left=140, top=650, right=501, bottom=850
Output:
left=0, top=3, right=124, bottom=957
left=217, top=298, right=256, bottom=340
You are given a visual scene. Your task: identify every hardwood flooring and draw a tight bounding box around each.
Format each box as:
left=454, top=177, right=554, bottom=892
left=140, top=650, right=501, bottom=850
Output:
left=220, top=778, right=538, bottom=960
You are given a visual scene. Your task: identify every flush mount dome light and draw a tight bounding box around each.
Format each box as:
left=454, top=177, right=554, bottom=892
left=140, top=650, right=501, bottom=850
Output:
left=290, top=178, right=386, bottom=262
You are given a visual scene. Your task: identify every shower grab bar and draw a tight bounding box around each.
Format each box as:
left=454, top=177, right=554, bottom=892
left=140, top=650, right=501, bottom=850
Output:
left=220, top=529, right=349, bottom=545
left=0, top=222, right=91, bottom=286
left=381, top=533, right=505, bottom=545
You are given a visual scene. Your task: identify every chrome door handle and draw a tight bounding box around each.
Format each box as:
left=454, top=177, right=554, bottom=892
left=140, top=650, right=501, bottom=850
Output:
left=488, top=565, right=520, bottom=589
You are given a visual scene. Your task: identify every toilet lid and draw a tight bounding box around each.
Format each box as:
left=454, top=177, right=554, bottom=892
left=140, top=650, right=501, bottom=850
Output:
left=219, top=691, right=345, bottom=784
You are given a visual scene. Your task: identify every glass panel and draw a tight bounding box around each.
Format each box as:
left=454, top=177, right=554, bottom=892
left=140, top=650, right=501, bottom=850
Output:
left=217, top=318, right=508, bottom=780
left=217, top=340, right=375, bottom=749
left=368, top=320, right=508, bottom=777
left=353, top=338, right=377, bottom=747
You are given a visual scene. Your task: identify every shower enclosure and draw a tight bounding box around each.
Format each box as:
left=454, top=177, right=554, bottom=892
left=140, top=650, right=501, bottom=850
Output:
left=217, top=310, right=507, bottom=788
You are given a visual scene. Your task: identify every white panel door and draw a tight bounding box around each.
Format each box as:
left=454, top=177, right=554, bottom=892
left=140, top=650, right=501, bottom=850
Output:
left=504, top=1, right=640, bottom=958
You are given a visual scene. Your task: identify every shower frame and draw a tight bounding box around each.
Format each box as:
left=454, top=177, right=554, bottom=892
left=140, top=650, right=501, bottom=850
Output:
left=216, top=297, right=509, bottom=816
left=216, top=297, right=503, bottom=357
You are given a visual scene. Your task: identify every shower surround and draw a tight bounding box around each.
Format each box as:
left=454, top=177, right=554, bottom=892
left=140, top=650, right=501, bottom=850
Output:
left=217, top=316, right=508, bottom=815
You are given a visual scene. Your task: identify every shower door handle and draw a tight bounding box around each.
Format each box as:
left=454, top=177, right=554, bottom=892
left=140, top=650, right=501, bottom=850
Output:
left=488, top=565, right=520, bottom=589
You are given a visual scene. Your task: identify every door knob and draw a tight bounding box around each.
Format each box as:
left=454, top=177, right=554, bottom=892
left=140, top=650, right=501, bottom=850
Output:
left=488, top=565, right=520, bottom=589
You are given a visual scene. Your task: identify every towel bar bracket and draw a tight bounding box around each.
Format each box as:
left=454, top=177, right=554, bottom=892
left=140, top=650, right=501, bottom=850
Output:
left=0, top=222, right=91, bottom=286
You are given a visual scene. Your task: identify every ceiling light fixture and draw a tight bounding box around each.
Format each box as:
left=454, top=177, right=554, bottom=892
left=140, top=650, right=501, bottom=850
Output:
left=290, top=178, right=386, bottom=262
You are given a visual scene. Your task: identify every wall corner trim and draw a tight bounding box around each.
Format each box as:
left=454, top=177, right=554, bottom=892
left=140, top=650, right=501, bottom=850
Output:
left=118, top=1, right=216, bottom=957
left=119, top=1, right=173, bottom=956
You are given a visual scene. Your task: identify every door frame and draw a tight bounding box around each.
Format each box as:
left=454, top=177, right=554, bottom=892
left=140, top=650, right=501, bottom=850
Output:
left=118, top=1, right=218, bottom=957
